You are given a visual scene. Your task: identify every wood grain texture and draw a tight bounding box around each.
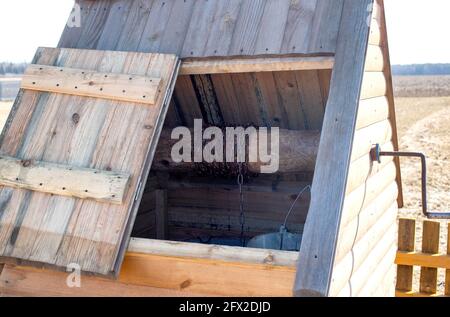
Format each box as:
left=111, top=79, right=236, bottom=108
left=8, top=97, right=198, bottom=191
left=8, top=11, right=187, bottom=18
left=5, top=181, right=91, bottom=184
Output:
left=420, top=221, right=440, bottom=294
left=377, top=0, right=403, bottom=207
left=396, top=218, right=415, bottom=292
left=0, top=264, right=208, bottom=297
left=22, top=64, right=162, bottom=105
left=179, top=56, right=334, bottom=75
left=0, top=47, right=179, bottom=276
left=0, top=155, right=130, bottom=204
left=59, top=0, right=343, bottom=57
left=294, top=0, right=373, bottom=297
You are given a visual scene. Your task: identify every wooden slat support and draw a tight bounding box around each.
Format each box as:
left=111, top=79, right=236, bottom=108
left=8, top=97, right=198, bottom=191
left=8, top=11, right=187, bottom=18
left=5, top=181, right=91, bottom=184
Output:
left=396, top=252, right=450, bottom=270
left=420, top=221, right=440, bottom=295
left=179, top=56, right=335, bottom=75
left=155, top=190, right=168, bottom=240
left=294, top=0, right=373, bottom=297
left=396, top=219, right=415, bottom=292
left=21, top=64, right=162, bottom=105
left=0, top=155, right=130, bottom=204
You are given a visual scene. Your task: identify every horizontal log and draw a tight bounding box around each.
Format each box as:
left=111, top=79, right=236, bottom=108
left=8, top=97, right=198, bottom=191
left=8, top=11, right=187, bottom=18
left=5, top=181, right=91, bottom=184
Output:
left=21, top=64, right=161, bottom=105
left=360, top=72, right=387, bottom=100
left=369, top=19, right=382, bottom=46
left=128, top=238, right=298, bottom=267
left=332, top=212, right=397, bottom=295
left=396, top=252, right=450, bottom=270
left=179, top=56, right=335, bottom=75
left=0, top=155, right=130, bottom=204
left=346, top=141, right=394, bottom=194
left=364, top=45, right=385, bottom=72
left=335, top=202, right=398, bottom=266
left=153, top=129, right=320, bottom=174
left=342, top=162, right=397, bottom=224
left=351, top=119, right=393, bottom=161
left=356, top=96, right=390, bottom=130
left=338, top=182, right=398, bottom=256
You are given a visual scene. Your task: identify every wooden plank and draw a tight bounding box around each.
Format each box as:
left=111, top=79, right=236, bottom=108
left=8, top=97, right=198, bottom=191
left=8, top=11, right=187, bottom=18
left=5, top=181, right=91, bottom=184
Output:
left=22, top=64, right=162, bottom=105
left=120, top=252, right=296, bottom=297
left=378, top=0, right=403, bottom=207
left=446, top=223, right=450, bottom=296
left=356, top=96, right=390, bottom=130
left=155, top=189, right=168, bottom=240
left=351, top=119, right=392, bottom=161
left=0, top=48, right=180, bottom=276
left=179, top=56, right=334, bottom=75
left=396, top=252, right=450, bottom=270
left=360, top=72, right=387, bottom=100
left=368, top=19, right=381, bottom=46
left=128, top=238, right=298, bottom=267
left=307, top=0, right=345, bottom=53
left=396, top=219, right=415, bottom=292
left=365, top=45, right=385, bottom=72
left=396, top=290, right=447, bottom=298
left=0, top=265, right=207, bottom=297
left=0, top=155, right=130, bottom=204
left=420, top=221, right=440, bottom=294
left=281, top=0, right=318, bottom=53
left=294, top=0, right=373, bottom=297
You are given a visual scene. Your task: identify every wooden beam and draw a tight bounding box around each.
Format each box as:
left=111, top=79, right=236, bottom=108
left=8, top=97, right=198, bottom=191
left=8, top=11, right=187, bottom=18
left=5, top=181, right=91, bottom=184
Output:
left=21, top=64, right=162, bottom=105
left=294, top=0, right=374, bottom=297
left=396, top=252, right=450, bottom=270
left=420, top=221, right=440, bottom=294
left=378, top=0, right=404, bottom=207
left=179, top=56, right=335, bottom=75
left=119, top=252, right=295, bottom=297
left=396, top=218, right=415, bottom=292
left=0, top=265, right=208, bottom=297
left=128, top=238, right=298, bottom=267
left=0, top=155, right=130, bottom=204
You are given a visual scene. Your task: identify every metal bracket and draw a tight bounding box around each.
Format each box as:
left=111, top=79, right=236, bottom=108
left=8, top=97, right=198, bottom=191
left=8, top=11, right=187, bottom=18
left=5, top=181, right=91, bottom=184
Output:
left=371, top=144, right=450, bottom=220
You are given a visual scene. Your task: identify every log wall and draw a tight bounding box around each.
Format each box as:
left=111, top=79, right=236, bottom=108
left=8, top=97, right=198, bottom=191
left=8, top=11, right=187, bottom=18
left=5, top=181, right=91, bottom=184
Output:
left=329, top=0, right=400, bottom=297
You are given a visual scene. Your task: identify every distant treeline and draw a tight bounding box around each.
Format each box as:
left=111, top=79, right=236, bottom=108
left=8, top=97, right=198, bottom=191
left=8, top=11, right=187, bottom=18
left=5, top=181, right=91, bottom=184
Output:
left=0, top=62, right=28, bottom=75
left=392, top=64, right=450, bottom=76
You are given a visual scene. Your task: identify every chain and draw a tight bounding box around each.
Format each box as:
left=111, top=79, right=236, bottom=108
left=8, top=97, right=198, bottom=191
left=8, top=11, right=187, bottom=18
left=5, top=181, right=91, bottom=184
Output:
left=237, top=163, right=245, bottom=247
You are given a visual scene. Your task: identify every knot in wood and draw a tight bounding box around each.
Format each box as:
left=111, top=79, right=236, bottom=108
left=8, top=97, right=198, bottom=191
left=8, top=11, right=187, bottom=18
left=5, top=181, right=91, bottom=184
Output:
left=22, top=160, right=32, bottom=168
left=72, top=113, right=80, bottom=124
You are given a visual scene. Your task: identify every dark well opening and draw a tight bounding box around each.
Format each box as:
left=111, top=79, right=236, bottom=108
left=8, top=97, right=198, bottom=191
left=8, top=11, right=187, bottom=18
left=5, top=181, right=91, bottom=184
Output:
left=131, top=69, right=332, bottom=250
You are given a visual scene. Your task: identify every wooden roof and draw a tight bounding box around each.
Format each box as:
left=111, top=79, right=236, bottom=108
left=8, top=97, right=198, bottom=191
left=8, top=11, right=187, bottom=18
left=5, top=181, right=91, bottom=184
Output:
left=60, top=0, right=344, bottom=58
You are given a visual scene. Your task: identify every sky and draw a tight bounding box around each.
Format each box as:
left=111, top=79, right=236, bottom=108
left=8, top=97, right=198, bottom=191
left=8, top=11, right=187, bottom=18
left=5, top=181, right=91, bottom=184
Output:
left=0, top=0, right=449, bottom=65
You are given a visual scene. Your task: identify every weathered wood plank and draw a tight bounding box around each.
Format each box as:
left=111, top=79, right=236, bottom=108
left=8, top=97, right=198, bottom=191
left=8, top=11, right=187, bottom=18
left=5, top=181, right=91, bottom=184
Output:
left=179, top=56, right=334, bottom=75
left=420, top=221, right=440, bottom=294
left=396, top=218, right=415, bottom=292
left=294, top=0, right=373, bottom=297
left=22, top=64, right=162, bottom=105
left=0, top=155, right=130, bottom=204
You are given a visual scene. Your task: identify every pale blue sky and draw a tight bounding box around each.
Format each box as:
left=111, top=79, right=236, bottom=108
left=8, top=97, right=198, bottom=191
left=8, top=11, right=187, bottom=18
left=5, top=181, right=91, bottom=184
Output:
left=0, top=0, right=449, bottom=65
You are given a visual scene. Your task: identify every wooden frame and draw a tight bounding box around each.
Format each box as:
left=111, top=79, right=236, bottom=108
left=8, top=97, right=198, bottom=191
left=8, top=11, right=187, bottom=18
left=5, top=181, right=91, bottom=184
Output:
left=179, top=55, right=335, bottom=75
left=1, top=238, right=298, bottom=297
